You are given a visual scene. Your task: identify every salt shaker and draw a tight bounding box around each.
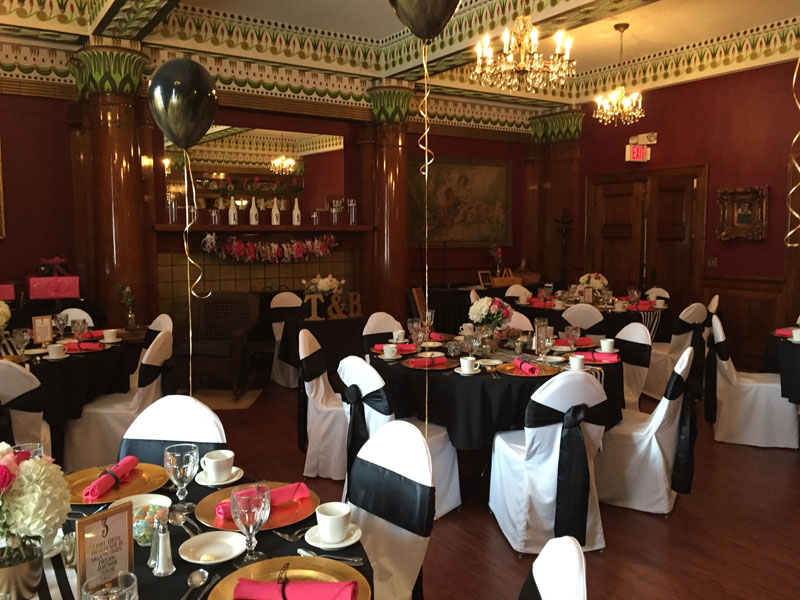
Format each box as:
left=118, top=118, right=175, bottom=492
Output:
left=147, top=516, right=161, bottom=568
left=152, top=517, right=176, bottom=576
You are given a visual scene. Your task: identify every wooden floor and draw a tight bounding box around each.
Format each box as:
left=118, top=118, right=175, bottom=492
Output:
left=216, top=383, right=800, bottom=599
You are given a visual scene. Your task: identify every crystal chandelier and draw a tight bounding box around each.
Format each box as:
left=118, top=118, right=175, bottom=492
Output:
left=594, top=24, right=644, bottom=126
left=270, top=154, right=296, bottom=175
left=470, top=16, right=575, bottom=93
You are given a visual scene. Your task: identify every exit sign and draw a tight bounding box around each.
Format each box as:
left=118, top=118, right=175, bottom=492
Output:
left=625, top=144, right=650, bottom=162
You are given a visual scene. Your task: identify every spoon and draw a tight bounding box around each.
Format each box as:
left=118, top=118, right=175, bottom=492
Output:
left=179, top=569, right=208, bottom=600
left=169, top=511, right=197, bottom=538
left=297, top=548, right=364, bottom=566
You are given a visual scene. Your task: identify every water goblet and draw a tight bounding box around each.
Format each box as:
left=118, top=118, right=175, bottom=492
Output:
left=71, top=319, right=87, bottom=348
left=471, top=335, right=483, bottom=358
left=544, top=282, right=554, bottom=297
left=537, top=287, right=547, bottom=301
left=11, top=328, right=30, bottom=356
left=446, top=341, right=461, bottom=358
left=566, top=326, right=579, bottom=351
left=231, top=482, right=271, bottom=567
left=82, top=571, right=138, bottom=600
left=54, top=313, right=69, bottom=338
left=407, top=318, right=421, bottom=338
left=164, top=443, right=199, bottom=514
left=568, top=284, right=578, bottom=299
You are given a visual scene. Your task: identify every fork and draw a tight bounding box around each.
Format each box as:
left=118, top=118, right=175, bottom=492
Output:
left=272, top=525, right=314, bottom=542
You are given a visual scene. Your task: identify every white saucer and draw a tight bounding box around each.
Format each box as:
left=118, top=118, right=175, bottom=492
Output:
left=102, top=338, right=121, bottom=344
left=551, top=346, right=572, bottom=353
left=417, top=351, right=445, bottom=358
left=43, top=355, right=69, bottom=361
left=455, top=367, right=481, bottom=376
left=24, top=348, right=48, bottom=356
left=789, top=339, right=800, bottom=345
left=304, top=524, right=362, bottom=550
left=421, top=341, right=443, bottom=348
left=566, top=366, right=586, bottom=371
left=613, top=308, right=626, bottom=313
left=43, top=530, right=64, bottom=559
left=387, top=338, right=409, bottom=344
left=379, top=354, right=402, bottom=361
left=596, top=348, right=619, bottom=354
left=196, top=467, right=244, bottom=487
left=454, top=335, right=466, bottom=341
left=179, top=531, right=247, bottom=565
left=477, top=359, right=502, bottom=367
left=544, top=356, right=566, bottom=363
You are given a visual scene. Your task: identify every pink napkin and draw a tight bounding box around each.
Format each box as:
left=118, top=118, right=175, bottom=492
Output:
left=83, top=456, right=139, bottom=499
left=775, top=328, right=794, bottom=338
left=627, top=302, right=652, bottom=311
left=65, top=342, right=104, bottom=352
left=617, top=296, right=628, bottom=301
left=408, top=357, right=446, bottom=368
left=554, top=337, right=593, bottom=347
left=233, top=579, right=358, bottom=600
left=529, top=299, right=555, bottom=308
left=80, top=330, right=104, bottom=340
left=216, top=483, right=309, bottom=520
left=429, top=332, right=445, bottom=341
left=513, top=358, right=538, bottom=375
left=373, top=343, right=415, bottom=352
left=576, top=351, right=619, bottom=363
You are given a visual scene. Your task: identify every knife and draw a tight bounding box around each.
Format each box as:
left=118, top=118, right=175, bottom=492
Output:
left=195, top=572, right=222, bottom=600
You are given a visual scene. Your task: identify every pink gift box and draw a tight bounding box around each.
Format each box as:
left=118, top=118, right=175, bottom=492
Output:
left=0, top=284, right=13, bottom=301
left=27, top=276, right=79, bottom=300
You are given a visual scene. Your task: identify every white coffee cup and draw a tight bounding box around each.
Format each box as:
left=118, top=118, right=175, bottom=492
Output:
left=569, top=355, right=585, bottom=371
left=614, top=301, right=626, bottom=312
left=554, top=300, right=565, bottom=309
left=655, top=299, right=666, bottom=308
left=316, top=502, right=351, bottom=544
left=200, top=449, right=234, bottom=483
left=384, top=344, right=398, bottom=358
left=600, top=339, right=615, bottom=352
left=460, top=356, right=477, bottom=373
left=793, top=329, right=800, bottom=342
left=47, top=344, right=66, bottom=359
left=102, top=329, right=119, bottom=342
left=647, top=293, right=657, bottom=302
left=459, top=323, right=475, bottom=335
left=392, top=329, right=405, bottom=342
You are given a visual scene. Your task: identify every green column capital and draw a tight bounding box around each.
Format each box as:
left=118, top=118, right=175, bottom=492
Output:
left=366, top=86, right=415, bottom=123
left=530, top=110, right=585, bottom=144
left=69, top=44, right=150, bottom=99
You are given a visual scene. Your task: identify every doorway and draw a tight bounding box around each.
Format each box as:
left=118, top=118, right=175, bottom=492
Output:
left=585, top=166, right=706, bottom=311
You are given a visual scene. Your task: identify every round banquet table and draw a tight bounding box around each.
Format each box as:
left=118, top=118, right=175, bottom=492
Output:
left=762, top=333, right=800, bottom=404
left=279, top=315, right=368, bottom=374
left=52, top=479, right=373, bottom=599
left=372, top=352, right=624, bottom=450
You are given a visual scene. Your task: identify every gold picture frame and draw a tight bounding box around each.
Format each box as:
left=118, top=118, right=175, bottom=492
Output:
left=76, top=501, right=133, bottom=592
left=0, top=138, right=5, bottom=239
left=477, top=270, right=493, bottom=286
left=716, top=186, right=768, bottom=241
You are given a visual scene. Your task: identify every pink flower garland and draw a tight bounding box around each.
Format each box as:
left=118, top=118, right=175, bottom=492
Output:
left=201, top=233, right=338, bottom=263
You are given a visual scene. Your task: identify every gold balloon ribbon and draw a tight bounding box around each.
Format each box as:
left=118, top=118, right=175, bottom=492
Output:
left=183, top=149, right=211, bottom=396
left=786, top=56, right=800, bottom=248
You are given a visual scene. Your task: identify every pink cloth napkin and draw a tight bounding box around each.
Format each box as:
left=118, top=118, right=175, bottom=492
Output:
left=554, top=337, right=593, bottom=347
left=775, top=328, right=794, bottom=338
left=373, top=343, right=415, bottom=352
left=408, top=357, right=446, bottom=368
left=575, top=351, right=619, bottom=363
left=216, top=483, right=309, bottom=520
left=233, top=579, right=358, bottom=600
left=80, top=330, right=104, bottom=340
left=528, top=298, right=555, bottom=308
left=65, top=342, right=104, bottom=352
left=83, top=456, right=139, bottom=499
left=513, top=358, right=538, bottom=375
left=627, top=302, right=652, bottom=311
left=429, top=332, right=445, bottom=341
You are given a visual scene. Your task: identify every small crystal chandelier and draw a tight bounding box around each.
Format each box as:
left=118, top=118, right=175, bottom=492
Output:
left=270, top=154, right=296, bottom=175
left=470, top=16, right=575, bottom=93
left=594, top=23, right=644, bottom=126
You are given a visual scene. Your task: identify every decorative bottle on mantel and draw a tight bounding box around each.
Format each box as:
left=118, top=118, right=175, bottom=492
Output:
left=292, top=197, right=301, bottom=226
left=249, top=196, right=259, bottom=225
left=228, top=196, right=238, bottom=225
left=271, top=197, right=280, bottom=225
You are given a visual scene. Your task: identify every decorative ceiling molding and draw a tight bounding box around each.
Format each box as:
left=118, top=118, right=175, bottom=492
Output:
left=93, top=0, right=180, bottom=40
left=409, top=94, right=541, bottom=134
left=530, top=110, right=584, bottom=144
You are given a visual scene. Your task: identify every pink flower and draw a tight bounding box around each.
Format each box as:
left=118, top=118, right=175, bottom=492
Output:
left=0, top=465, right=15, bottom=492
left=327, top=274, right=333, bottom=278
left=493, top=298, right=501, bottom=307
left=502, top=308, right=510, bottom=319
left=0, top=452, right=19, bottom=476
left=316, top=274, right=321, bottom=279
left=490, top=305, right=498, bottom=313
left=13, top=450, right=30, bottom=465
left=341, top=279, right=346, bottom=284
left=301, top=279, right=307, bottom=285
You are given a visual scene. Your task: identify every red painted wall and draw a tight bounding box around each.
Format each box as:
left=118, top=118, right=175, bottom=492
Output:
left=579, top=61, right=799, bottom=279
left=0, top=94, right=74, bottom=284
left=301, top=150, right=344, bottom=211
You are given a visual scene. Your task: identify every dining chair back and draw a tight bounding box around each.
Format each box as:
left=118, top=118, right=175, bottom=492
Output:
left=469, top=289, right=480, bottom=304
left=518, top=536, right=587, bottom=600
left=362, top=312, right=403, bottom=361
left=705, top=294, right=719, bottom=341
left=118, top=394, right=227, bottom=464
left=348, top=420, right=434, bottom=600
left=270, top=291, right=303, bottom=388
left=615, top=322, right=652, bottom=410
left=645, top=286, right=670, bottom=300
left=507, top=311, right=533, bottom=332
left=562, top=304, right=603, bottom=332
left=505, top=284, right=530, bottom=302
left=58, top=307, right=94, bottom=327
left=132, top=313, right=174, bottom=386
left=337, top=356, right=394, bottom=434
left=0, top=361, right=50, bottom=454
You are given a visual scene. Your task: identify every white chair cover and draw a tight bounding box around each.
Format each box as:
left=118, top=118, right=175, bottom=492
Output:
left=348, top=420, right=434, bottom=600
left=271, top=291, right=302, bottom=388
left=505, top=285, right=531, bottom=302
left=645, top=287, right=670, bottom=300
left=643, top=302, right=707, bottom=399
left=299, top=329, right=347, bottom=480
left=796, top=312, right=800, bottom=325
left=0, top=361, right=51, bottom=456
left=595, top=347, right=694, bottom=514
left=710, top=316, right=798, bottom=449
left=362, top=312, right=403, bottom=362
left=615, top=323, right=652, bottom=410
left=489, top=371, right=607, bottom=553
left=507, top=311, right=533, bottom=331
left=338, top=356, right=394, bottom=434
left=469, top=289, right=480, bottom=304
left=58, top=307, right=93, bottom=327
left=562, top=304, right=603, bottom=331
left=520, top=536, right=587, bottom=600
left=705, top=294, right=719, bottom=342
left=64, top=330, right=173, bottom=471
left=131, top=313, right=173, bottom=387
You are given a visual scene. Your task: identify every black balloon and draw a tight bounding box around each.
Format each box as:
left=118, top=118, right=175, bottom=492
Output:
left=388, top=0, right=460, bottom=42
left=148, top=58, right=218, bottom=150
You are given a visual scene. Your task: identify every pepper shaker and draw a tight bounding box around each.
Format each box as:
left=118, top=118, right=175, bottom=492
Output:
left=152, top=517, right=176, bottom=576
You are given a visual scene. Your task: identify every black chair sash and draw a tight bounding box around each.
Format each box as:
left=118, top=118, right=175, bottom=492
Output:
left=614, top=338, right=651, bottom=368
left=348, top=456, right=435, bottom=538
left=143, top=327, right=159, bottom=349
left=663, top=371, right=696, bottom=494
left=518, top=570, right=542, bottom=600
left=296, top=348, right=327, bottom=452
left=0, top=386, right=46, bottom=445
left=362, top=332, right=391, bottom=356
left=137, top=359, right=176, bottom=395
left=703, top=337, right=730, bottom=424
left=118, top=438, right=226, bottom=465
left=341, top=384, right=393, bottom=476
left=270, top=306, right=304, bottom=325
left=672, top=317, right=706, bottom=400
left=524, top=400, right=608, bottom=545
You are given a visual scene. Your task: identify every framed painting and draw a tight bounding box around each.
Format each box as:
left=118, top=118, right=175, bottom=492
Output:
left=409, top=157, right=511, bottom=246
left=716, top=186, right=768, bottom=241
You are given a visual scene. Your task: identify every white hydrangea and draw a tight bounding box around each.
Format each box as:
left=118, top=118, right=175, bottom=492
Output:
left=3, top=458, right=70, bottom=539
left=469, top=296, right=492, bottom=324
left=0, top=301, right=10, bottom=329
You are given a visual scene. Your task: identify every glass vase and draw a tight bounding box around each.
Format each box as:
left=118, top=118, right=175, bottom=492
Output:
left=127, top=309, right=137, bottom=329
left=0, top=540, right=43, bottom=600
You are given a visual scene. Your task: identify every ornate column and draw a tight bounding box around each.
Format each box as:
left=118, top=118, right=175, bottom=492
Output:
left=367, top=83, right=414, bottom=321
left=69, top=39, right=150, bottom=327
left=136, top=97, right=159, bottom=320
left=68, top=102, right=95, bottom=302
left=357, top=123, right=377, bottom=314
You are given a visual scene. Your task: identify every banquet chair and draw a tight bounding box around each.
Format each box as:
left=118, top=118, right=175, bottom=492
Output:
left=299, top=329, right=348, bottom=480
left=58, top=307, right=94, bottom=328
left=505, top=284, right=531, bottom=302
left=645, top=287, right=670, bottom=300
left=708, top=316, right=798, bottom=449
left=489, top=370, right=607, bottom=553
left=0, top=361, right=51, bottom=455
left=507, top=311, right=533, bottom=332
left=64, top=330, right=173, bottom=471
left=118, top=394, right=227, bottom=464
left=130, top=313, right=173, bottom=388
left=469, top=289, right=480, bottom=304
left=705, top=294, right=719, bottom=341
left=643, top=302, right=707, bottom=400
left=615, top=323, right=652, bottom=410
left=347, top=420, right=434, bottom=600
left=270, top=291, right=303, bottom=388
left=595, top=347, right=695, bottom=514
left=362, top=312, right=403, bottom=362
left=518, top=536, right=586, bottom=600
left=338, top=356, right=461, bottom=519
left=562, top=304, right=603, bottom=332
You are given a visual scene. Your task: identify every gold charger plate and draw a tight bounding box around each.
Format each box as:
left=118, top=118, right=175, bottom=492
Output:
left=65, top=463, right=169, bottom=504
left=209, top=556, right=370, bottom=600
left=401, top=357, right=458, bottom=371
left=195, top=481, right=320, bottom=531
left=496, top=362, right=559, bottom=377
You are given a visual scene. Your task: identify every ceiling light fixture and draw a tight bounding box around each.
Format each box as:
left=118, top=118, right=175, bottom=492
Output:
left=594, top=23, right=644, bottom=126
left=270, top=154, right=296, bottom=175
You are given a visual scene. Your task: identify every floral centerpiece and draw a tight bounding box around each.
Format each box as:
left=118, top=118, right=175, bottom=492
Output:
left=468, top=296, right=513, bottom=331
left=578, top=272, right=608, bottom=290
left=0, top=301, right=10, bottom=334
left=302, top=274, right=345, bottom=297
left=117, top=283, right=136, bottom=328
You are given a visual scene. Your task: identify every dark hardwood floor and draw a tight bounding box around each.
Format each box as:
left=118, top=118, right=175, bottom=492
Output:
left=216, top=384, right=800, bottom=599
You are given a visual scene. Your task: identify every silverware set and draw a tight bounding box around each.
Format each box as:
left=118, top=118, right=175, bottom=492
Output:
left=297, top=548, right=364, bottom=566
left=195, top=572, right=221, bottom=600
left=272, top=525, right=314, bottom=542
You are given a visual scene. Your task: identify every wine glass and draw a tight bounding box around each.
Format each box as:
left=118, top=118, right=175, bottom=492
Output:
left=407, top=318, right=421, bottom=341
left=566, top=326, right=579, bottom=351
left=446, top=341, right=461, bottom=358
left=11, top=329, right=30, bottom=356
left=423, top=309, right=435, bottom=341
left=537, top=287, right=547, bottom=301
left=164, top=443, right=199, bottom=514
left=544, top=282, right=554, bottom=297
left=54, top=313, right=69, bottom=339
left=71, top=319, right=87, bottom=348
left=230, top=482, right=271, bottom=567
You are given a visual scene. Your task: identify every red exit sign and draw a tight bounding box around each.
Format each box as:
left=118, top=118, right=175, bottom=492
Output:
left=625, top=144, right=651, bottom=162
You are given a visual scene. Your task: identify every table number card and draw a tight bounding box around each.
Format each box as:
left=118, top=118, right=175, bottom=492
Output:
left=32, top=315, right=53, bottom=344
left=76, top=501, right=133, bottom=592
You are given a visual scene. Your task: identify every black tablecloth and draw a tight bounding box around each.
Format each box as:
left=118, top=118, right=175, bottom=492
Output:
left=372, top=353, right=623, bottom=450
left=763, top=334, right=800, bottom=404
left=279, top=316, right=368, bottom=374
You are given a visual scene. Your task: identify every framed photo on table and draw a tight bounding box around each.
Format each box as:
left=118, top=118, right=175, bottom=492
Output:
left=32, top=315, right=53, bottom=345
left=76, top=501, right=133, bottom=592
left=477, top=271, right=493, bottom=286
